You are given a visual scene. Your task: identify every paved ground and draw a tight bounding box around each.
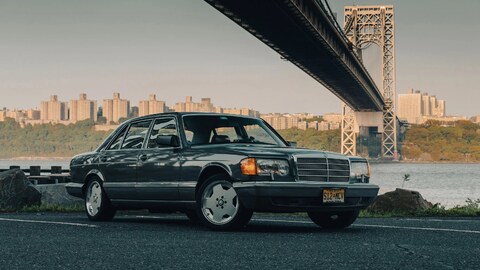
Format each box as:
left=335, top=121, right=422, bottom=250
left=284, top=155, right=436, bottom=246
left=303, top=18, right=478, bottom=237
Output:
left=0, top=212, right=479, bottom=269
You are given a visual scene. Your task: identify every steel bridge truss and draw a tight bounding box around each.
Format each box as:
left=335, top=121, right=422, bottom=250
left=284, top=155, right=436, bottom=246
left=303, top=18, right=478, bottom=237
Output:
left=342, top=5, right=397, bottom=158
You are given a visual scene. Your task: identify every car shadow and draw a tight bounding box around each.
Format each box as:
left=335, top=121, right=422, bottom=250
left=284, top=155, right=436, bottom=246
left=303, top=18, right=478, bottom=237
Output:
left=109, top=214, right=366, bottom=234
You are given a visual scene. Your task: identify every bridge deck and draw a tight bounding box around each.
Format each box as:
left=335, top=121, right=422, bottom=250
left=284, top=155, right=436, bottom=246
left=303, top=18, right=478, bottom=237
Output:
left=205, top=0, right=384, bottom=111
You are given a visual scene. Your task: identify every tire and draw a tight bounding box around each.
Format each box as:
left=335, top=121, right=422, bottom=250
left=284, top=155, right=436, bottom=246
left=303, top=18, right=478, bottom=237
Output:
left=84, top=178, right=116, bottom=221
left=196, top=174, right=252, bottom=230
left=308, top=210, right=359, bottom=229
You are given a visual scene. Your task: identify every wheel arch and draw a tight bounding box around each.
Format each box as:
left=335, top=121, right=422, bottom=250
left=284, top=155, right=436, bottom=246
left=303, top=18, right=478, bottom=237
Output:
left=82, top=169, right=105, bottom=196
left=195, top=163, right=232, bottom=195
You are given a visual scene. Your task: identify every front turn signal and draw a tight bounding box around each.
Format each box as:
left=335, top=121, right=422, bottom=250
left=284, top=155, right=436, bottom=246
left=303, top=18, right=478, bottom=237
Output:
left=240, top=158, right=257, bottom=176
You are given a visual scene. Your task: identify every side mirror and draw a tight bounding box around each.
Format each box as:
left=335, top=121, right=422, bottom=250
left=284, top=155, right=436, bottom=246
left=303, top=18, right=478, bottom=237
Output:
left=156, top=135, right=180, bottom=147
left=288, top=141, right=297, bottom=147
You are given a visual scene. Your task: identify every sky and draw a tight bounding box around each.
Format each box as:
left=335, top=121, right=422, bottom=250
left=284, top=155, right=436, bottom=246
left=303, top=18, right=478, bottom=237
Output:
left=0, top=0, right=479, bottom=116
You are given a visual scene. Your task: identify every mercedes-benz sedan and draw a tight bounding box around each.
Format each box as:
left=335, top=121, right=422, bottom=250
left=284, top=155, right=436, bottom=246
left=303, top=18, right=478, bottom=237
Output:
left=66, top=113, right=379, bottom=230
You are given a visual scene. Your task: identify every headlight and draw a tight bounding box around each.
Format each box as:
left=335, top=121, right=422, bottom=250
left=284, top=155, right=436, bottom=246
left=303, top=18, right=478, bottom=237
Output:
left=350, top=162, right=370, bottom=181
left=240, top=158, right=290, bottom=177
left=257, top=159, right=290, bottom=176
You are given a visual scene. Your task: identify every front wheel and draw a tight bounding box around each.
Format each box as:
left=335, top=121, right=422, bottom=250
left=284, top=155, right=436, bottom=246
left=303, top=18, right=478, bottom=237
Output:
left=196, top=174, right=252, bottom=230
left=308, top=210, right=359, bottom=229
left=85, top=178, right=116, bottom=221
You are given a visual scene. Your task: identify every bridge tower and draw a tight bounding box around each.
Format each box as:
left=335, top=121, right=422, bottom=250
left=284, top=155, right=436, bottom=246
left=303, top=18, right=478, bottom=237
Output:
left=342, top=5, right=397, bottom=159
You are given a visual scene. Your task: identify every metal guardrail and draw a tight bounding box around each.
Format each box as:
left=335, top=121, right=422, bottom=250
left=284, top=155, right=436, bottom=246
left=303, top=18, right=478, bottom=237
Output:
left=0, top=166, right=71, bottom=185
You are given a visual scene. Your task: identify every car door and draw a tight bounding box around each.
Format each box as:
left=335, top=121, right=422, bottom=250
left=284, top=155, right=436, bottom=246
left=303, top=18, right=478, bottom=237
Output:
left=136, top=117, right=182, bottom=200
left=99, top=120, right=152, bottom=200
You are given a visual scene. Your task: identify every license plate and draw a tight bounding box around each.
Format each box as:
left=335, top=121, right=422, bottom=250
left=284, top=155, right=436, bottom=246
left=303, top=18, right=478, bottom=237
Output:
left=323, top=189, right=345, bottom=203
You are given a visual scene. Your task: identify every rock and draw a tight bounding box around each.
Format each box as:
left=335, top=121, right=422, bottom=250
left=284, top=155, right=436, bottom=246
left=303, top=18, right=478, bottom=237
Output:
left=34, top=184, right=83, bottom=206
left=367, top=188, right=433, bottom=213
left=0, top=169, right=41, bottom=209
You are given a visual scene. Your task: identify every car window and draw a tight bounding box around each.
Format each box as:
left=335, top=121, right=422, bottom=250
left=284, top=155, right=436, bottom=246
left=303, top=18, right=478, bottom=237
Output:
left=183, top=115, right=286, bottom=146
left=106, top=126, right=127, bottom=151
left=244, top=125, right=278, bottom=145
left=210, top=127, right=239, bottom=143
left=121, top=120, right=152, bottom=149
left=147, top=118, right=178, bottom=148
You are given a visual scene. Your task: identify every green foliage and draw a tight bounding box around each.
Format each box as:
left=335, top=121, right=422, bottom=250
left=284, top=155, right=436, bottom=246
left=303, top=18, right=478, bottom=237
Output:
left=0, top=119, right=110, bottom=158
left=278, top=128, right=341, bottom=152
left=96, top=116, right=107, bottom=125
left=402, top=120, right=480, bottom=161
left=402, top=174, right=411, bottom=188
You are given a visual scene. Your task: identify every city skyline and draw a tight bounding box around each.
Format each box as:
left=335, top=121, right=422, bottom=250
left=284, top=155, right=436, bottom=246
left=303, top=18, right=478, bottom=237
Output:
left=0, top=1, right=479, bottom=116
left=0, top=93, right=342, bottom=132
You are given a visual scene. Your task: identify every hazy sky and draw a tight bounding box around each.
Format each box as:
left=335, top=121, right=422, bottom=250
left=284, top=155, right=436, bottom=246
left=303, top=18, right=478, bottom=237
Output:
left=0, top=0, right=479, bottom=116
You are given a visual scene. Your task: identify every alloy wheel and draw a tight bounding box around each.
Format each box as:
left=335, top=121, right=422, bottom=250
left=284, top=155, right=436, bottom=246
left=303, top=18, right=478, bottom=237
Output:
left=201, top=181, right=239, bottom=225
left=86, top=181, right=102, bottom=217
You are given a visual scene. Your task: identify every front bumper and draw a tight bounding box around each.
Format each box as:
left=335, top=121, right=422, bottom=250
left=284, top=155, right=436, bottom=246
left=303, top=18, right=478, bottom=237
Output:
left=233, top=181, right=379, bottom=212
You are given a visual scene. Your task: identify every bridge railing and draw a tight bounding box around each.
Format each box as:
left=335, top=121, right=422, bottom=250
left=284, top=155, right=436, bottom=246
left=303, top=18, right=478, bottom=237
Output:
left=0, top=166, right=71, bottom=185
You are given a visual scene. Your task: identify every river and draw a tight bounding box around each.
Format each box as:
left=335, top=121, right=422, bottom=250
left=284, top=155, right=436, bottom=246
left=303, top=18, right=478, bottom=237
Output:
left=1, top=159, right=478, bottom=208
left=371, top=163, right=480, bottom=208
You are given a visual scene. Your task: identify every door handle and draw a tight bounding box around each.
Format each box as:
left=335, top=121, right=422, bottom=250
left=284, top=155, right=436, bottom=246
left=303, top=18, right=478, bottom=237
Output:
left=139, top=154, right=148, bottom=162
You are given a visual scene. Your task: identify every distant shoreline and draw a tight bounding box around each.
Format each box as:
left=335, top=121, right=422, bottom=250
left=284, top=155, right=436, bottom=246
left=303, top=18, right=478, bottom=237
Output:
left=0, top=157, right=72, bottom=161
left=1, top=156, right=479, bottom=165
left=370, top=160, right=480, bottom=164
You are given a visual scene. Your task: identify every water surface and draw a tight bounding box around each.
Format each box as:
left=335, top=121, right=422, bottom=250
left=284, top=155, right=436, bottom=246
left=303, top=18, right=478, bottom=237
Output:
left=1, top=159, right=478, bottom=207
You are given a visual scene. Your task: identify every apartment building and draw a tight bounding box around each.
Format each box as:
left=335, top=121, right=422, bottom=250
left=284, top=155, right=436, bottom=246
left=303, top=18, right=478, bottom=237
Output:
left=70, top=93, right=98, bottom=122
left=138, top=94, right=166, bottom=117
left=40, top=95, right=68, bottom=122
left=103, top=93, right=130, bottom=124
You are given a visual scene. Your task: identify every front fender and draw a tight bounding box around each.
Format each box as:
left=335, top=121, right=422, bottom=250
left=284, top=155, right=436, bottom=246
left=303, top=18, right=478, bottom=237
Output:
left=197, top=162, right=233, bottom=180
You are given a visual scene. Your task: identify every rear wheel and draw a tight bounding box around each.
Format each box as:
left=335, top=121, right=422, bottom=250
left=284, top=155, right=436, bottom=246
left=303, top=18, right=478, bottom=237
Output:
left=196, top=174, right=252, bottom=230
left=85, top=178, right=116, bottom=221
left=308, top=210, right=359, bottom=229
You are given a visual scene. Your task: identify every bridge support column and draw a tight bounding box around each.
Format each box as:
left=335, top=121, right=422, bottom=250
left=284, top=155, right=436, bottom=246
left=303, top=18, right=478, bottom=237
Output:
left=341, top=104, right=356, bottom=156
left=344, top=5, right=397, bottom=159
left=342, top=108, right=384, bottom=157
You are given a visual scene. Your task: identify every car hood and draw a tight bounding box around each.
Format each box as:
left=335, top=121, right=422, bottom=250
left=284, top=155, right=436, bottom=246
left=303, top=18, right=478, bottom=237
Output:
left=196, top=144, right=349, bottom=160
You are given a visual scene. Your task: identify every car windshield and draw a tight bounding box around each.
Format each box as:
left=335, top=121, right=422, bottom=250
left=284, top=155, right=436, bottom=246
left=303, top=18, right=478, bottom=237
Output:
left=183, top=115, right=287, bottom=147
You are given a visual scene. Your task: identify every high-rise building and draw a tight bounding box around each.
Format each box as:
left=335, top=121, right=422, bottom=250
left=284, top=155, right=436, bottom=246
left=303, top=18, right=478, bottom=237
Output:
left=323, top=113, right=342, bottom=124
left=27, top=109, right=41, bottom=120
left=103, top=93, right=130, bottom=124
left=397, top=89, right=423, bottom=124
left=174, top=96, right=199, bottom=112
left=398, top=89, right=446, bottom=124
left=40, top=95, right=68, bottom=122
left=69, top=93, right=98, bottom=123
left=0, top=108, right=6, bottom=121
left=223, top=108, right=260, bottom=118
left=422, top=94, right=431, bottom=116
left=199, top=98, right=214, bottom=112
left=262, top=114, right=300, bottom=130
left=433, top=99, right=446, bottom=117
left=138, top=94, right=166, bottom=117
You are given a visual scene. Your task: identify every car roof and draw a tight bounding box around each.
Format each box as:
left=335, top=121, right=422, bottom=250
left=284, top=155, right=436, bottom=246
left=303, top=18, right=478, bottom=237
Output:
left=123, top=112, right=260, bottom=125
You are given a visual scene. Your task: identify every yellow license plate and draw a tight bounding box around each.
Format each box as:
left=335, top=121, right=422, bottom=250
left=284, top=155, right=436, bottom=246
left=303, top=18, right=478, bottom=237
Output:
left=323, top=189, right=345, bottom=203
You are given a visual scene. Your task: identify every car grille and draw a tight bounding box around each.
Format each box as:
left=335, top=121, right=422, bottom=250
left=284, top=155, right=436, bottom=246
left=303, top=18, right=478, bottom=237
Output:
left=296, top=157, right=350, bottom=182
